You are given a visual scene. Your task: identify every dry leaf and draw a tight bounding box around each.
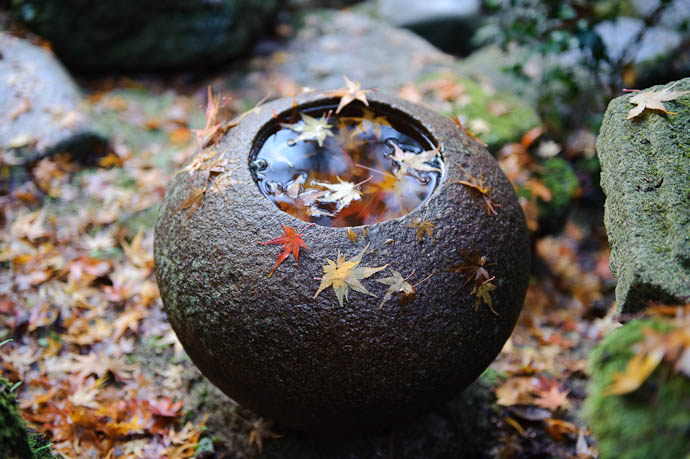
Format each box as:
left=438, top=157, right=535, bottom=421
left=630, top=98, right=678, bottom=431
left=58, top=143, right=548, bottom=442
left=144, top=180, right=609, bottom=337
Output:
left=389, top=143, right=441, bottom=180
left=282, top=113, right=334, bottom=146
left=258, top=223, right=314, bottom=277
left=626, top=83, right=690, bottom=119
left=603, top=348, right=664, bottom=396
left=409, top=218, right=435, bottom=243
left=311, top=176, right=371, bottom=212
left=313, top=243, right=387, bottom=306
left=323, top=76, right=373, bottom=114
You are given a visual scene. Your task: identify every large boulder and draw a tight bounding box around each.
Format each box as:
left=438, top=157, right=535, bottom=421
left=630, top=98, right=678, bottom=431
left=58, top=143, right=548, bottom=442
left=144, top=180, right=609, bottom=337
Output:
left=596, top=77, right=690, bottom=313
left=0, top=34, right=107, bottom=166
left=12, top=0, right=278, bottom=71
left=155, top=92, right=530, bottom=433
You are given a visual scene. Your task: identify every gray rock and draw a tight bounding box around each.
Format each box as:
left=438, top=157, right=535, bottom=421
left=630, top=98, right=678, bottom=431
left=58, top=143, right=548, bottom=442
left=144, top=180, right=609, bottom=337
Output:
left=12, top=0, right=278, bottom=71
left=375, top=0, right=482, bottom=55
left=596, top=77, right=690, bottom=313
left=594, top=17, right=682, bottom=64
left=0, top=33, right=107, bottom=165
left=246, top=11, right=539, bottom=149
left=154, top=92, right=530, bottom=433
left=275, top=11, right=455, bottom=91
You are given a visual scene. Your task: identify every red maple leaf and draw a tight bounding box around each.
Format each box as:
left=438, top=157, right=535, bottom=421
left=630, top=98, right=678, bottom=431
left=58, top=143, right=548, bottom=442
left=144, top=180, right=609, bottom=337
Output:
left=258, top=223, right=315, bottom=277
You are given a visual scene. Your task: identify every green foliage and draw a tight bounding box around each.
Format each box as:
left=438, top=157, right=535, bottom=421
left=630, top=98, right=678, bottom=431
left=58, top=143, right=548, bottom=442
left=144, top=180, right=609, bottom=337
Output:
left=537, top=157, right=579, bottom=230
left=583, top=319, right=690, bottom=459
left=475, top=0, right=678, bottom=135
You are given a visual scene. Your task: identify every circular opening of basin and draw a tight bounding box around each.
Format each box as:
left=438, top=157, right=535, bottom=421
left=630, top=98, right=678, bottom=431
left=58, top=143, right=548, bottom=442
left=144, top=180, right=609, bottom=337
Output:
left=250, top=101, right=443, bottom=227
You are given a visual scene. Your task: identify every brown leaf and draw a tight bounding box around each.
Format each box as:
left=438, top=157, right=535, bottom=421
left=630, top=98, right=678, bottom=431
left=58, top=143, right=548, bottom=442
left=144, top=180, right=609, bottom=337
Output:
left=323, top=76, right=373, bottom=114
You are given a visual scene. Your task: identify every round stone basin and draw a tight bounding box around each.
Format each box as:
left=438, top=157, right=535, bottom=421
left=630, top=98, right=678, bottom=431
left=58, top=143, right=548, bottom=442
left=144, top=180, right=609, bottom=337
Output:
left=154, top=92, right=530, bottom=433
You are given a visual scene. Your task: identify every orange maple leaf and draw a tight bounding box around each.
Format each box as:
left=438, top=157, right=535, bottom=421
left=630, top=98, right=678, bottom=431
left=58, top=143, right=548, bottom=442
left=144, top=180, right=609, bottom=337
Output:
left=533, top=385, right=571, bottom=411
left=192, top=86, right=233, bottom=149
left=258, top=223, right=315, bottom=277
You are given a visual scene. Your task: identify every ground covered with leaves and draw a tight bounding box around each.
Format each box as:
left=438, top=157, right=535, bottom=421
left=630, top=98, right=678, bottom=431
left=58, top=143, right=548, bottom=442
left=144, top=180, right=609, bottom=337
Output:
left=1, top=56, right=686, bottom=457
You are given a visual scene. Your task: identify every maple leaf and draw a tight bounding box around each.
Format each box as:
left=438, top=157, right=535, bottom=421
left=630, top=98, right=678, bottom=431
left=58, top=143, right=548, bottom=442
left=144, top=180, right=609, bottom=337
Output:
left=311, top=176, right=372, bottom=212
left=376, top=269, right=432, bottom=309
left=358, top=107, right=391, bottom=138
left=625, top=83, right=690, bottom=119
left=323, top=76, right=373, bottom=114
left=451, top=162, right=500, bottom=215
left=471, top=277, right=499, bottom=316
left=447, top=249, right=494, bottom=287
left=603, top=348, right=665, bottom=396
left=257, top=223, right=314, bottom=277
left=192, top=86, right=233, bottom=149
left=281, top=113, right=334, bottom=146
left=389, top=142, right=441, bottom=180
left=313, top=243, right=387, bottom=306
left=533, top=385, right=571, bottom=411
left=409, top=217, right=435, bottom=243
left=175, top=186, right=207, bottom=219
left=247, top=418, right=282, bottom=453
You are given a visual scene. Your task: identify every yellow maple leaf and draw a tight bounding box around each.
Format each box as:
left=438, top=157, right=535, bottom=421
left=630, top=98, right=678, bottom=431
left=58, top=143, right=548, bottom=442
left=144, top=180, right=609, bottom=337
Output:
left=626, top=83, right=690, bottom=119
left=314, top=243, right=387, bottom=306
left=603, top=348, right=664, bottom=396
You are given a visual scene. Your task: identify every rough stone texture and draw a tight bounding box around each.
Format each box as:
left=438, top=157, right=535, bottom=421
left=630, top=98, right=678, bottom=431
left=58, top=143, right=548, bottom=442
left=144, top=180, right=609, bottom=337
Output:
left=597, top=77, right=690, bottom=313
left=155, top=93, right=530, bottom=433
left=12, top=0, right=278, bottom=71
left=583, top=319, right=690, bottom=459
left=0, top=33, right=107, bottom=165
left=375, top=0, right=482, bottom=55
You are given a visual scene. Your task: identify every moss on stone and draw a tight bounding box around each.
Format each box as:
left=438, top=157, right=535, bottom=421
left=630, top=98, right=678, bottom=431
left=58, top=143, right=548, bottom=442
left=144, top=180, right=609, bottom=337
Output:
left=597, top=77, right=690, bottom=313
left=583, top=319, right=690, bottom=459
left=0, top=376, right=60, bottom=459
left=419, top=73, right=540, bottom=151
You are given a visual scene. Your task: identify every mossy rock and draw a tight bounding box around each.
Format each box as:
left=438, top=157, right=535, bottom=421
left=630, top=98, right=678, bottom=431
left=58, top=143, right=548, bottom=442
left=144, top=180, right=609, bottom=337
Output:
left=12, top=0, right=278, bottom=71
left=155, top=92, right=530, bottom=433
left=596, top=77, right=690, bottom=313
left=420, top=74, right=540, bottom=151
left=0, top=377, right=59, bottom=459
left=583, top=319, right=690, bottom=459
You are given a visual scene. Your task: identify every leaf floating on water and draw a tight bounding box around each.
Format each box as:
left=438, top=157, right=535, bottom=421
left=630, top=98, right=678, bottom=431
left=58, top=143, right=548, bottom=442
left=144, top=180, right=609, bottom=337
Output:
left=313, top=243, right=387, bottom=307
left=409, top=218, right=435, bottom=243
left=311, top=176, right=372, bottom=213
left=625, top=82, right=690, bottom=119
left=281, top=113, right=334, bottom=147
left=389, top=142, right=441, bottom=181
left=323, top=76, right=374, bottom=114
left=258, top=223, right=314, bottom=278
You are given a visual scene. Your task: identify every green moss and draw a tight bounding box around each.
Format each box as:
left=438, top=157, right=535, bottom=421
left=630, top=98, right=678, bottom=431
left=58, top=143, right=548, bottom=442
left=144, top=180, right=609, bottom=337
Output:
left=419, top=73, right=540, bottom=151
left=583, top=319, right=690, bottom=459
left=0, top=377, right=60, bottom=459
